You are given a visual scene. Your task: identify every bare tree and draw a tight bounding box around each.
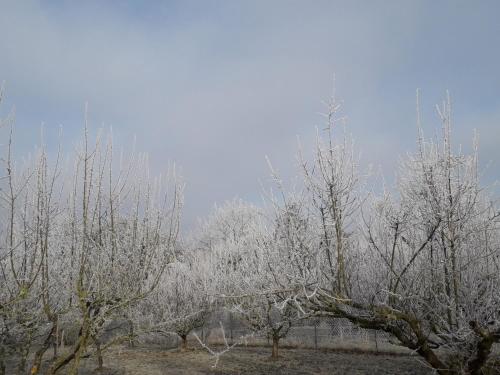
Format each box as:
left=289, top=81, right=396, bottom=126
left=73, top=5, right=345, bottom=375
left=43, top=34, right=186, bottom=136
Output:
left=298, top=95, right=361, bottom=299
left=273, top=93, right=500, bottom=375
left=44, top=123, right=183, bottom=374
left=0, top=92, right=64, bottom=375
left=350, top=96, right=500, bottom=374
left=0, top=96, right=183, bottom=374
left=200, top=199, right=300, bottom=359
left=139, top=251, right=213, bottom=351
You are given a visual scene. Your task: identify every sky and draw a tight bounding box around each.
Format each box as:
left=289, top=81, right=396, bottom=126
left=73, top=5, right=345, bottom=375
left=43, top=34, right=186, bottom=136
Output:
left=0, top=0, right=499, bottom=228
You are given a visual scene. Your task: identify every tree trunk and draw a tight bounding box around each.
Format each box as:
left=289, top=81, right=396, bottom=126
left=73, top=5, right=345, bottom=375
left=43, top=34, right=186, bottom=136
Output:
left=415, top=345, right=453, bottom=375
left=467, top=331, right=495, bottom=375
left=30, top=323, right=56, bottom=375
left=17, top=344, right=30, bottom=375
left=180, top=335, right=188, bottom=351
left=69, top=330, right=90, bottom=375
left=95, top=340, right=103, bottom=370
left=0, top=346, right=5, bottom=375
left=45, top=338, right=83, bottom=375
left=271, top=337, right=279, bottom=359
left=46, top=321, right=90, bottom=375
left=128, top=319, right=135, bottom=348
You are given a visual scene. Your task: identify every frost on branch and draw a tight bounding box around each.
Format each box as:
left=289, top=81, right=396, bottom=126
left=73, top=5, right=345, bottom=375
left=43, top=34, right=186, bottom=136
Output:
left=271, top=94, right=500, bottom=375
left=0, top=101, right=183, bottom=374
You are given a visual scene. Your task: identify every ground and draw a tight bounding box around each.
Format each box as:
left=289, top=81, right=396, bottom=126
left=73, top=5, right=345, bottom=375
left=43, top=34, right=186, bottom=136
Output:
left=78, top=346, right=435, bottom=375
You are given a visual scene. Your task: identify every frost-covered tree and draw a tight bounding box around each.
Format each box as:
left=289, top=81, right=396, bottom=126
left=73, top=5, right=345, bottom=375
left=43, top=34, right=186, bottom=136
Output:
left=273, top=94, right=500, bottom=375
left=199, top=199, right=299, bottom=358
left=298, top=97, right=360, bottom=299
left=350, top=97, right=500, bottom=374
left=0, top=122, right=62, bottom=375
left=263, top=92, right=361, bottom=310
left=140, top=250, right=213, bottom=351
left=0, top=97, right=183, bottom=374
left=44, top=125, right=183, bottom=375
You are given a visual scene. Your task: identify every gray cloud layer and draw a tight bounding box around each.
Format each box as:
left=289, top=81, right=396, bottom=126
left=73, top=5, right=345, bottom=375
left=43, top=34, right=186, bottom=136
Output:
left=1, top=0, right=499, bottom=227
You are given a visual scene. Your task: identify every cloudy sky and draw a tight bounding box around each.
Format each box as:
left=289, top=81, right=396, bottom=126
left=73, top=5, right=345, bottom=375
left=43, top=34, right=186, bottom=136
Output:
left=1, top=0, right=499, bottom=227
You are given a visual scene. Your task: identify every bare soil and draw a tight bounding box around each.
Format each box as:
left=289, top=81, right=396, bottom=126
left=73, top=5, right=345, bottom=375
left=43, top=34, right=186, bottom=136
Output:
left=78, top=346, right=435, bottom=375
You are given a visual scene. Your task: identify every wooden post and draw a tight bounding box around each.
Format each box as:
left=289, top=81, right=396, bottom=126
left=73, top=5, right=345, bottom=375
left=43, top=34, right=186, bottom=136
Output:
left=314, top=324, right=318, bottom=350
left=60, top=330, right=65, bottom=352
left=53, top=318, right=59, bottom=359
left=229, top=313, right=234, bottom=344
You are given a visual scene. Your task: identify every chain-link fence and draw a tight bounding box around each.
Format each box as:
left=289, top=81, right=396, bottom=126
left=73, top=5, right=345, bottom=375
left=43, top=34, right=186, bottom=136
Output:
left=185, top=311, right=407, bottom=354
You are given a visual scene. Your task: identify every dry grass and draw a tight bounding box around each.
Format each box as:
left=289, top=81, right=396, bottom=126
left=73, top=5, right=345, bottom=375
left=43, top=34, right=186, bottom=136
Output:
left=77, top=345, right=435, bottom=375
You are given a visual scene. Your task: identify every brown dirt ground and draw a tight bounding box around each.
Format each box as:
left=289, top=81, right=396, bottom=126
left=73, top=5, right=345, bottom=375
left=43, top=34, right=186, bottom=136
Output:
left=78, top=345, right=436, bottom=375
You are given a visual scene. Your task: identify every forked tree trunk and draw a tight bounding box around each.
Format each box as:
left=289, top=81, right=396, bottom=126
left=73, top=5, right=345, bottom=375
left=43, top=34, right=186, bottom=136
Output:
left=30, top=323, right=56, bottom=374
left=45, top=337, right=83, bottom=375
left=271, top=337, right=279, bottom=359
left=46, top=319, right=91, bottom=375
